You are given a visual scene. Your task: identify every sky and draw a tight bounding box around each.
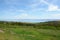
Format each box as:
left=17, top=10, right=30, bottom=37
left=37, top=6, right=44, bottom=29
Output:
left=0, top=0, right=60, bottom=20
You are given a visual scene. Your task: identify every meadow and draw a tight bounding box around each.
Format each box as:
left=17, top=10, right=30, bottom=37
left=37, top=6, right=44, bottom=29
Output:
left=0, top=21, right=60, bottom=40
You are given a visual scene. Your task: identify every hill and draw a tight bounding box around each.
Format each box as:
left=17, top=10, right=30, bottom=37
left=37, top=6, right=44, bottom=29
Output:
left=0, top=21, right=60, bottom=40
left=0, top=21, right=60, bottom=29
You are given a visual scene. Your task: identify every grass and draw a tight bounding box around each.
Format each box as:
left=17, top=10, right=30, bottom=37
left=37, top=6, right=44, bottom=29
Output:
left=0, top=21, right=60, bottom=40
left=0, top=27, right=60, bottom=40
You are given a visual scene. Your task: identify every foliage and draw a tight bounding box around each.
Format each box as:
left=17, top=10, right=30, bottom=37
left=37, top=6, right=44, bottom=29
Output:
left=0, top=21, right=60, bottom=40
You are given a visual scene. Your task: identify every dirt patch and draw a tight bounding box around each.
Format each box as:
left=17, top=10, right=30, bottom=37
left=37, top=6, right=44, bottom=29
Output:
left=0, top=30, right=4, bottom=33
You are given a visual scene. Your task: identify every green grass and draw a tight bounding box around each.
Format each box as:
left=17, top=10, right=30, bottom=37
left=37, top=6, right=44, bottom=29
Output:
left=0, top=21, right=60, bottom=40
left=0, top=27, right=60, bottom=40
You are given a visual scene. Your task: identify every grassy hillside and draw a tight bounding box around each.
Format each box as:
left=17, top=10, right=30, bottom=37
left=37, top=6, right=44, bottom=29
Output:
left=0, top=21, right=60, bottom=29
left=0, top=21, right=60, bottom=40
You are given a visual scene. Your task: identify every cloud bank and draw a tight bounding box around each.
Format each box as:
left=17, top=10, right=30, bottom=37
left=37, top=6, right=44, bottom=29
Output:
left=0, top=0, right=60, bottom=20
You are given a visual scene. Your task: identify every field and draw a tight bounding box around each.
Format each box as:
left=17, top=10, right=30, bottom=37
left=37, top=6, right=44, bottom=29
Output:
left=0, top=21, right=60, bottom=40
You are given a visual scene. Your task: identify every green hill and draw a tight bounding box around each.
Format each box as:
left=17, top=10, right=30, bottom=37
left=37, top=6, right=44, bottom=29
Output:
left=0, top=21, right=60, bottom=40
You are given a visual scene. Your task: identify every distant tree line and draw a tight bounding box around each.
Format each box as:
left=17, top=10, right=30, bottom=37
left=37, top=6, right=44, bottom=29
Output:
left=0, top=21, right=60, bottom=29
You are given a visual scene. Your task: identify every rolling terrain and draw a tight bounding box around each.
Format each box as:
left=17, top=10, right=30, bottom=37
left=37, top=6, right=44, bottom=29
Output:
left=0, top=21, right=60, bottom=40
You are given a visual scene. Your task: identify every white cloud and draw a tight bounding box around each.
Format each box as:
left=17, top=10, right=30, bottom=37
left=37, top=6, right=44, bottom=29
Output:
left=39, top=0, right=59, bottom=12
left=50, top=14, right=60, bottom=17
left=47, top=14, right=60, bottom=19
left=2, top=0, right=60, bottom=19
left=14, top=13, right=28, bottom=19
left=29, top=0, right=49, bottom=8
left=40, top=0, right=49, bottom=5
left=30, top=0, right=60, bottom=12
left=28, top=0, right=49, bottom=12
left=4, top=0, right=60, bottom=12
left=14, top=13, right=40, bottom=19
left=38, top=14, right=60, bottom=19
left=47, top=4, right=59, bottom=11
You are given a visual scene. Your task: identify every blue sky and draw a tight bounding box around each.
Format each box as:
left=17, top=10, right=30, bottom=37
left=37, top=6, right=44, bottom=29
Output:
left=0, top=0, right=60, bottom=20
